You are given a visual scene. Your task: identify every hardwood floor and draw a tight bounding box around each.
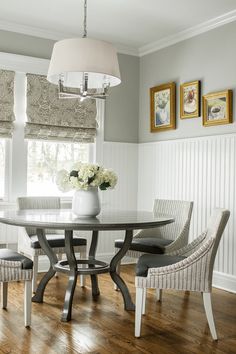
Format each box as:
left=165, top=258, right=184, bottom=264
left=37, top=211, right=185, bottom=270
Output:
left=0, top=265, right=235, bottom=354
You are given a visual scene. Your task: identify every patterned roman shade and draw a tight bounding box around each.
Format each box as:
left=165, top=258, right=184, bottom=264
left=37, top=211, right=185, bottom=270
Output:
left=25, top=74, right=97, bottom=143
left=0, top=69, right=15, bottom=138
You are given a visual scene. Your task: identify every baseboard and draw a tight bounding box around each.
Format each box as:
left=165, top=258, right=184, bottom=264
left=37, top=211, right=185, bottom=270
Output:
left=213, top=271, right=236, bottom=294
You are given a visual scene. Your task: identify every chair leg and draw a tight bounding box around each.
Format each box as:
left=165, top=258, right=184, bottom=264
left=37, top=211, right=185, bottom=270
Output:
left=135, top=287, right=144, bottom=337
left=24, top=280, right=32, bottom=327
left=32, top=255, right=38, bottom=293
left=80, top=248, right=87, bottom=287
left=156, top=289, right=162, bottom=302
left=1, top=282, right=8, bottom=309
left=202, top=292, right=217, bottom=340
left=142, top=288, right=146, bottom=315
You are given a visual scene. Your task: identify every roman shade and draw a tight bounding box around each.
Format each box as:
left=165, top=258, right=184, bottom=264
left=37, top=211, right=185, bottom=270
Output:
left=0, top=69, right=15, bottom=138
left=25, top=74, right=97, bottom=143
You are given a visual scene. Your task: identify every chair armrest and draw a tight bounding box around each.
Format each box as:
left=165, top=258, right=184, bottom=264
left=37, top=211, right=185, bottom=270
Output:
left=166, top=231, right=207, bottom=256
left=0, top=259, right=22, bottom=268
left=148, top=237, right=214, bottom=277
left=133, top=227, right=162, bottom=239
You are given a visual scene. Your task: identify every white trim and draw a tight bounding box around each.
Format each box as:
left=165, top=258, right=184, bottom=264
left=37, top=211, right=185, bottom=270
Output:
left=139, top=132, right=236, bottom=146
left=1, top=10, right=236, bottom=58
left=0, top=20, right=139, bottom=57
left=95, top=100, right=105, bottom=165
left=213, top=271, right=236, bottom=294
left=139, top=9, right=236, bottom=56
left=0, top=20, right=66, bottom=41
left=0, top=52, right=49, bottom=74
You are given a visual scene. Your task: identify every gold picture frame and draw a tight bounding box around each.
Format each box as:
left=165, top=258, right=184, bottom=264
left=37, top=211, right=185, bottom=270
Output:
left=203, top=90, right=233, bottom=127
left=180, top=80, right=200, bottom=119
left=150, top=82, right=176, bottom=132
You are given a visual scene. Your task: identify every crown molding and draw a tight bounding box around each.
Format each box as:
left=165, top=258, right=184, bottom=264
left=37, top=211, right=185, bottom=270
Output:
left=0, top=20, right=139, bottom=56
left=0, top=20, right=64, bottom=40
left=1, top=9, right=236, bottom=58
left=139, top=9, right=236, bottom=57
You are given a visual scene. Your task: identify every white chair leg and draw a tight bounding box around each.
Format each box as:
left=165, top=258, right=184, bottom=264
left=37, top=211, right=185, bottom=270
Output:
left=80, top=248, right=87, bottom=287
left=142, top=288, right=146, bottom=315
left=32, top=255, right=38, bottom=293
left=135, top=287, right=144, bottom=337
left=1, top=282, right=8, bottom=309
left=202, top=292, right=217, bottom=340
left=156, top=289, right=162, bottom=302
left=24, top=280, right=32, bottom=327
left=55, top=253, right=63, bottom=278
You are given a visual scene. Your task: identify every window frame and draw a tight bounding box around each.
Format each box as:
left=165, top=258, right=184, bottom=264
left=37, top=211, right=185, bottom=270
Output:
left=0, top=52, right=104, bottom=204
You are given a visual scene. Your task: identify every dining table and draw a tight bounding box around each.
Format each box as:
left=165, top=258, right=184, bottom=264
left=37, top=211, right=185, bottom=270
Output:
left=0, top=209, right=174, bottom=322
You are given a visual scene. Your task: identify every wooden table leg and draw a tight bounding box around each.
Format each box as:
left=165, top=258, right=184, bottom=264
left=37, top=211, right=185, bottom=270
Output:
left=32, top=228, right=57, bottom=303
left=89, top=230, right=100, bottom=298
left=61, top=230, right=78, bottom=322
left=109, top=229, right=135, bottom=311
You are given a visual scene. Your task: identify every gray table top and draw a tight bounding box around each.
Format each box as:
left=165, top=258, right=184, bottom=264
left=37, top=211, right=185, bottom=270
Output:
left=0, top=209, right=174, bottom=231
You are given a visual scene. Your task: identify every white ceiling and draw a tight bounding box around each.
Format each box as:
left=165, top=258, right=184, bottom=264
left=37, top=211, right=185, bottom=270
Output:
left=0, top=0, right=236, bottom=56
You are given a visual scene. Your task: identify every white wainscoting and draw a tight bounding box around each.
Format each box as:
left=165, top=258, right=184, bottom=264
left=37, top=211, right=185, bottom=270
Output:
left=138, top=133, right=236, bottom=293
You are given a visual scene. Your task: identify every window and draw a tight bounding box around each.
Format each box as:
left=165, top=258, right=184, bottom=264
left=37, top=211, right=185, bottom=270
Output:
left=0, top=54, right=103, bottom=203
left=27, top=140, right=92, bottom=196
left=0, top=139, right=6, bottom=199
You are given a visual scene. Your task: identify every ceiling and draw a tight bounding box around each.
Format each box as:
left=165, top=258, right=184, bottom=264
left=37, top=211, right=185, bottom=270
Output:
left=0, top=0, right=236, bottom=56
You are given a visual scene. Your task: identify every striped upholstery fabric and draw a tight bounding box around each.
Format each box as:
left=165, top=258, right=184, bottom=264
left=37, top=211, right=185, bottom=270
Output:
left=116, top=199, right=193, bottom=259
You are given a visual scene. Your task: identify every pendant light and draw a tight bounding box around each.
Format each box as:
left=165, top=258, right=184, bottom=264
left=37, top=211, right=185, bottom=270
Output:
left=47, top=0, right=121, bottom=99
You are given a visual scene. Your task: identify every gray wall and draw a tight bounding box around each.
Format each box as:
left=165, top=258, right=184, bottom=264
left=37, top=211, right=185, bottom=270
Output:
left=105, top=53, right=139, bottom=143
left=139, top=21, right=236, bottom=143
left=0, top=30, right=139, bottom=143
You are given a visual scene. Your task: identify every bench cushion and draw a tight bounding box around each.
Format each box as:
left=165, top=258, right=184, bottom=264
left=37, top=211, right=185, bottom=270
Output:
left=0, top=248, right=33, bottom=270
left=115, top=237, right=172, bottom=254
left=136, top=254, right=186, bottom=277
left=30, top=234, right=87, bottom=249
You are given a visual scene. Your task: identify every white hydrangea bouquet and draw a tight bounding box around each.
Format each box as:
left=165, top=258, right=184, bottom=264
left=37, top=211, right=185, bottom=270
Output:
left=56, top=162, right=118, bottom=192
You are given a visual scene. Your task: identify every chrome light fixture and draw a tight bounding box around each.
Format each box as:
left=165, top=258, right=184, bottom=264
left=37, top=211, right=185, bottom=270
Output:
left=47, top=0, right=121, bottom=99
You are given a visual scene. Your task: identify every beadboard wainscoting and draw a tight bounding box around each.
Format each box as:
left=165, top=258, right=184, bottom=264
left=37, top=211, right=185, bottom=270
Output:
left=138, top=133, right=236, bottom=293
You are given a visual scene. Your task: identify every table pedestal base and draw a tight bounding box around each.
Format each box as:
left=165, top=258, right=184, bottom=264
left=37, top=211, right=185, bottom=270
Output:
left=32, top=228, right=135, bottom=321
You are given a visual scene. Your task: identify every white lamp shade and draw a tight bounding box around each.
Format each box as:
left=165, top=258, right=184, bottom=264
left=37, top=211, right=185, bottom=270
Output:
left=47, top=38, right=121, bottom=89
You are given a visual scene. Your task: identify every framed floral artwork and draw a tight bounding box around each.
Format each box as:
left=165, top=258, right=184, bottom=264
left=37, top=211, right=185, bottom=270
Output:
left=202, top=90, right=233, bottom=127
left=150, top=82, right=176, bottom=132
left=180, top=80, right=200, bottom=119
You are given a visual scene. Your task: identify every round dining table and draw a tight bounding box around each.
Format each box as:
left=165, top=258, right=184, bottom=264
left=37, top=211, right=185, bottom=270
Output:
left=0, top=209, right=174, bottom=322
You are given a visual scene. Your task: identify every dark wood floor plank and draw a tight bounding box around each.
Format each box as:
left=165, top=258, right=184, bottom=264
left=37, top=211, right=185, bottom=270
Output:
left=0, top=265, right=235, bottom=354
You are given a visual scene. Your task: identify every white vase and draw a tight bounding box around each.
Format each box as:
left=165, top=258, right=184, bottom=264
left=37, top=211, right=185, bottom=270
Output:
left=72, top=187, right=101, bottom=217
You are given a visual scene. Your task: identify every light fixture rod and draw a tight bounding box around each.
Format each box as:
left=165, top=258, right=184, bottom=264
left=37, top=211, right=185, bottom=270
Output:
left=83, top=0, right=87, bottom=38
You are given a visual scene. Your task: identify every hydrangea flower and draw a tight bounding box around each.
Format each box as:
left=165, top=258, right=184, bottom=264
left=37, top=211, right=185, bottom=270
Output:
left=56, top=162, right=117, bottom=192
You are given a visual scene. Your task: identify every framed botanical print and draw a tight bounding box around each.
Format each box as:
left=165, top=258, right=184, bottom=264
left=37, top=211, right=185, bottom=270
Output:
left=202, top=90, right=233, bottom=127
left=150, top=82, right=176, bottom=132
left=180, top=80, right=200, bottom=119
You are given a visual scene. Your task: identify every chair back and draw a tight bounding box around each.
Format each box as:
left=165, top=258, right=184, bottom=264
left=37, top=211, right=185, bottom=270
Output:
left=153, top=199, right=193, bottom=245
left=205, top=208, right=230, bottom=278
left=17, top=196, right=61, bottom=236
